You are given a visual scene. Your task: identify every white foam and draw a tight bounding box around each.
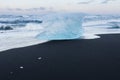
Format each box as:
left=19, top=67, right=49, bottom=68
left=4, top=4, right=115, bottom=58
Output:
left=0, top=27, right=48, bottom=52
left=0, top=15, right=120, bottom=52
left=83, top=18, right=120, bottom=39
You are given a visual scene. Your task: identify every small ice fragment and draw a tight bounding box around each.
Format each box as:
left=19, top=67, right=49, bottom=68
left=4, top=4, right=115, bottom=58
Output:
left=38, top=57, right=42, bottom=60
left=20, top=66, right=24, bottom=69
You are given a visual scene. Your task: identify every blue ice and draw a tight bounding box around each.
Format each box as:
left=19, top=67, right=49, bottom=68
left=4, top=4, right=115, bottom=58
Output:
left=37, top=12, right=85, bottom=40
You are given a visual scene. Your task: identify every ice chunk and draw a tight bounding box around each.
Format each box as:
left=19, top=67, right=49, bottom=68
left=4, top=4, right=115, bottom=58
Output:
left=36, top=13, right=84, bottom=40
left=20, top=66, right=24, bottom=69
left=38, top=57, right=42, bottom=60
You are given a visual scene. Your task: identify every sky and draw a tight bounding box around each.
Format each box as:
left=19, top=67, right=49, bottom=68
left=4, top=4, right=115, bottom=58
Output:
left=0, top=0, right=120, bottom=14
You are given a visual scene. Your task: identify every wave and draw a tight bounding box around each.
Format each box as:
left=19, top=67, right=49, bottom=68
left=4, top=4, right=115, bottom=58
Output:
left=108, top=22, right=120, bottom=29
left=0, top=25, right=13, bottom=30
left=0, top=20, right=42, bottom=24
left=0, top=14, right=43, bottom=31
left=0, top=18, right=42, bottom=31
left=83, top=15, right=120, bottom=39
left=1, top=13, right=120, bottom=52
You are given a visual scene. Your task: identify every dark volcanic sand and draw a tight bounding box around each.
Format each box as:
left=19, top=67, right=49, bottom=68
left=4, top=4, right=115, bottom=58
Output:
left=0, top=34, right=120, bottom=80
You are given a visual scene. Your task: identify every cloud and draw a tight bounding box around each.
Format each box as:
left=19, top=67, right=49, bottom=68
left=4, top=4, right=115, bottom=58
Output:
left=101, top=0, right=116, bottom=4
left=1, top=6, right=55, bottom=13
left=15, top=8, right=23, bottom=11
left=77, top=0, right=117, bottom=4
left=26, top=7, right=46, bottom=11
left=78, top=0, right=94, bottom=4
left=5, top=8, right=23, bottom=11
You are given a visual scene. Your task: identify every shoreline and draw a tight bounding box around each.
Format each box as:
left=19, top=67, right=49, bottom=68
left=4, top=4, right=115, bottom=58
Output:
left=0, top=34, right=120, bottom=80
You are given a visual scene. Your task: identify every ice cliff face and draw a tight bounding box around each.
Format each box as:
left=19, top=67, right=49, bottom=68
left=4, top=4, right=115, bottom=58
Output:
left=36, top=13, right=84, bottom=40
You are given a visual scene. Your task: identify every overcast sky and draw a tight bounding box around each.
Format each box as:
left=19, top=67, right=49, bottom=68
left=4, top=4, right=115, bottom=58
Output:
left=0, top=0, right=120, bottom=14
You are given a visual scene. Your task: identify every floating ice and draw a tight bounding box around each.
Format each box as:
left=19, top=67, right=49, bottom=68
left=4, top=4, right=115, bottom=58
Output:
left=20, top=66, right=24, bottom=69
left=36, top=13, right=84, bottom=40
left=38, top=57, right=42, bottom=60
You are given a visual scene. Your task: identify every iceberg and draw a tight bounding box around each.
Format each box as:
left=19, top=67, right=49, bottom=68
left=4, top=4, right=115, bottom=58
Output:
left=36, top=12, right=84, bottom=40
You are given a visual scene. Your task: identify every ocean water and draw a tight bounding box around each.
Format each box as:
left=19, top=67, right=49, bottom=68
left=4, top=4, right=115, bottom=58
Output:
left=0, top=14, right=48, bottom=52
left=0, top=13, right=120, bottom=52
left=83, top=15, right=120, bottom=39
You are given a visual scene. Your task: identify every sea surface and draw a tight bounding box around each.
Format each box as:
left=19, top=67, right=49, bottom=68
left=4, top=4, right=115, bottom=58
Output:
left=0, top=13, right=120, bottom=52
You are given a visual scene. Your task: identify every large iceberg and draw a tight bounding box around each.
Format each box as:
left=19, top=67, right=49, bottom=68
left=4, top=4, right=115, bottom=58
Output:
left=36, top=12, right=84, bottom=40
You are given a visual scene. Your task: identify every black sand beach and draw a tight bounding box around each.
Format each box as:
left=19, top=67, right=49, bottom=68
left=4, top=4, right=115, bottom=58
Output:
left=0, top=34, right=120, bottom=80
